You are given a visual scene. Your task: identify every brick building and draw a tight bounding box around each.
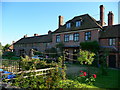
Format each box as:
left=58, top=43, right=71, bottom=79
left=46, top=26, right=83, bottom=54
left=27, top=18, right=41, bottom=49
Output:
left=13, top=5, right=120, bottom=68
left=99, top=24, right=120, bottom=68
left=13, top=31, right=52, bottom=56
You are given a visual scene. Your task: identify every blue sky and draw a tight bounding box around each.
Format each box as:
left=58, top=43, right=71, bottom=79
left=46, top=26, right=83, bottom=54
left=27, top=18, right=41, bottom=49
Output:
left=1, top=2, right=119, bottom=46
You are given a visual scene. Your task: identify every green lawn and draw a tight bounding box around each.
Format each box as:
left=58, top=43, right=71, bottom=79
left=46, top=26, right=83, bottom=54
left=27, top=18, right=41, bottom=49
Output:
left=95, top=68, right=120, bottom=88
left=66, top=63, right=120, bottom=89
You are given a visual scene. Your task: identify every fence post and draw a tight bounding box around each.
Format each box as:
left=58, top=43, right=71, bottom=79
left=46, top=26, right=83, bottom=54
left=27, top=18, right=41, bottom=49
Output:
left=62, top=51, right=65, bottom=67
left=19, top=59, right=21, bottom=71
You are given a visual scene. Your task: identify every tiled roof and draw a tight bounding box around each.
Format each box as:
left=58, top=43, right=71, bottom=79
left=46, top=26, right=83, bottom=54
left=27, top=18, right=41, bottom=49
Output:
left=99, top=24, right=120, bottom=38
left=53, top=14, right=102, bottom=34
left=14, top=34, right=52, bottom=44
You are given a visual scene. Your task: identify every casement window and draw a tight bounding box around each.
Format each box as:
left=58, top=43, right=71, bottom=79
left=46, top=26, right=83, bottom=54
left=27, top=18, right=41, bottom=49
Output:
left=76, top=21, right=81, bottom=27
left=109, top=38, right=115, bottom=46
left=56, top=35, right=60, bottom=43
left=69, top=34, right=73, bottom=40
left=64, top=34, right=69, bottom=42
left=66, top=23, right=71, bottom=29
left=85, top=32, right=91, bottom=40
left=73, top=33, right=79, bottom=42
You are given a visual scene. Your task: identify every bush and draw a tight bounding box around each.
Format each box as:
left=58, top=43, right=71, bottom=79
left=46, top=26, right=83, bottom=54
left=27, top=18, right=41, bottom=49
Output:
left=20, top=56, right=49, bottom=70
left=54, top=80, right=97, bottom=88
left=11, top=56, right=67, bottom=89
left=2, top=51, right=15, bottom=59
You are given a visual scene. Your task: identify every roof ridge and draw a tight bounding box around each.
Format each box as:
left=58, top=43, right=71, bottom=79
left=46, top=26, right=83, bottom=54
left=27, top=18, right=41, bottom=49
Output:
left=66, top=14, right=89, bottom=23
left=23, top=34, right=49, bottom=39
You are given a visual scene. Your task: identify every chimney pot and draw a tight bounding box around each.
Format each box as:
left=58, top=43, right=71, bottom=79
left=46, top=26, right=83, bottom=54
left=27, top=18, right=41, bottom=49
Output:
left=34, top=33, right=38, bottom=36
left=48, top=30, right=52, bottom=34
left=58, top=15, right=64, bottom=28
left=24, top=34, right=27, bottom=38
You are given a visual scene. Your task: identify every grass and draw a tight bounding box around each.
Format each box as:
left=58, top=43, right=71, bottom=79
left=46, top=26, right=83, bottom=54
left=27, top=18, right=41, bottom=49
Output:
left=95, top=68, right=120, bottom=88
left=66, top=63, right=120, bottom=89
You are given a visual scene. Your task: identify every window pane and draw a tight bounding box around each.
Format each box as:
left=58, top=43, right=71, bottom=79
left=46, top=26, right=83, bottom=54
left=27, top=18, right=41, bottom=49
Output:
left=56, top=35, right=60, bottom=43
left=85, top=32, right=91, bottom=40
left=109, top=38, right=115, bottom=46
left=76, top=21, right=81, bottom=27
left=69, top=34, right=73, bottom=40
left=74, top=33, right=79, bottom=41
left=66, top=23, right=71, bottom=28
left=64, top=34, right=69, bottom=42
left=113, top=39, right=115, bottom=45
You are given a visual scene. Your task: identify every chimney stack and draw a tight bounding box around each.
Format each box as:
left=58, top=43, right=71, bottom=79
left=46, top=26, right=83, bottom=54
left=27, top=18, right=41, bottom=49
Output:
left=34, top=33, right=39, bottom=36
left=24, top=34, right=27, bottom=38
left=100, top=5, right=105, bottom=26
left=58, top=15, right=63, bottom=28
left=48, top=30, right=52, bottom=35
left=108, top=11, right=114, bottom=26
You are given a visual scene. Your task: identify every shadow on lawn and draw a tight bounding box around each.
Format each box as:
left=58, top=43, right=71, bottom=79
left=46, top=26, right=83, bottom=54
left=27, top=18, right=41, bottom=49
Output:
left=66, top=63, right=120, bottom=89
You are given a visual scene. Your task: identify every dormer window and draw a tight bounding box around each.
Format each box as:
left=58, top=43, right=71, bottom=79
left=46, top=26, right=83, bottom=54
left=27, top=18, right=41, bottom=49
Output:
left=76, top=21, right=81, bottom=27
left=66, top=23, right=71, bottom=29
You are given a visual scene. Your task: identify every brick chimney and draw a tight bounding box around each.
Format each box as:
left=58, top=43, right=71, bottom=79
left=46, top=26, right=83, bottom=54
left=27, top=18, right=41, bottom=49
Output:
left=24, top=34, right=27, bottom=38
left=58, top=15, right=63, bottom=28
left=108, top=11, right=114, bottom=26
left=48, top=30, right=52, bottom=34
left=100, top=5, right=105, bottom=26
left=34, top=33, right=39, bottom=36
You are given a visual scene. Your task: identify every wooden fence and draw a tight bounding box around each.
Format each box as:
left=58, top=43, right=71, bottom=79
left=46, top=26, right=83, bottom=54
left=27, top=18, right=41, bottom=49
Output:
left=13, top=68, right=55, bottom=78
left=1, top=59, right=20, bottom=73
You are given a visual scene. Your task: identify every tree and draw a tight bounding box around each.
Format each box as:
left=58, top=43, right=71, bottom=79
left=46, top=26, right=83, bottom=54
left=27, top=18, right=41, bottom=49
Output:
left=0, top=42, right=2, bottom=58
left=99, top=50, right=109, bottom=75
left=80, top=41, right=100, bottom=67
left=2, top=51, right=15, bottom=59
left=80, top=41, right=100, bottom=53
left=0, top=42, right=2, bottom=50
left=3, top=44, right=11, bottom=52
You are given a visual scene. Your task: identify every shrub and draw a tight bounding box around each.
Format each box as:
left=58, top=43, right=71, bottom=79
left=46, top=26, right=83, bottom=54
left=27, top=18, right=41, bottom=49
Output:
left=80, top=41, right=100, bottom=53
left=77, top=70, right=97, bottom=85
left=12, top=56, right=67, bottom=89
left=2, top=51, right=15, bottom=59
left=78, top=50, right=95, bottom=65
left=54, top=80, right=97, bottom=88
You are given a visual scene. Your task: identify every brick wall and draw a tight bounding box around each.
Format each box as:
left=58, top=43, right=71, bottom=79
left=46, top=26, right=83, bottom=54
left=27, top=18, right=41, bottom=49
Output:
left=52, top=29, right=99, bottom=47
left=14, top=42, right=52, bottom=56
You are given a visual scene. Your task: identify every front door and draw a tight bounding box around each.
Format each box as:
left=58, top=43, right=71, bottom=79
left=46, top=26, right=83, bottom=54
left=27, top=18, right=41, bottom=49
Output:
left=109, top=55, right=116, bottom=68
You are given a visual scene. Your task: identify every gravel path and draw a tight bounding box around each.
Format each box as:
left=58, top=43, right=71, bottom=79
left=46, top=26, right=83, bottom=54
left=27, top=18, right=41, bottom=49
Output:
left=65, top=64, right=87, bottom=77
